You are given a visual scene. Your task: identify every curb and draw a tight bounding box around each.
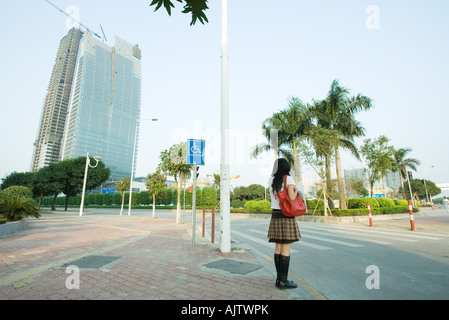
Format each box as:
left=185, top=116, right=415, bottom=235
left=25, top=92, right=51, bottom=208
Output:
left=0, top=220, right=27, bottom=238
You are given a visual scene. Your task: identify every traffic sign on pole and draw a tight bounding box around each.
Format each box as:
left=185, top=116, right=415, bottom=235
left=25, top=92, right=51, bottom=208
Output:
left=186, top=139, right=205, bottom=165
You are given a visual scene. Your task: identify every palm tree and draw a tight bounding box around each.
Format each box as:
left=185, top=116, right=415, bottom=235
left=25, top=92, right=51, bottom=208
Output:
left=311, top=80, right=372, bottom=209
left=251, top=97, right=313, bottom=185
left=0, top=192, right=40, bottom=221
left=392, top=147, right=421, bottom=199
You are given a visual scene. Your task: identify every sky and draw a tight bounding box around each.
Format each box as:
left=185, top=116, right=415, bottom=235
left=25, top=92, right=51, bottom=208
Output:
left=1, top=0, right=448, bottom=196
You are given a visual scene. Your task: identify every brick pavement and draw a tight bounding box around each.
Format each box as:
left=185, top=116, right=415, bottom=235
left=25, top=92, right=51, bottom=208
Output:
left=0, top=212, right=307, bottom=301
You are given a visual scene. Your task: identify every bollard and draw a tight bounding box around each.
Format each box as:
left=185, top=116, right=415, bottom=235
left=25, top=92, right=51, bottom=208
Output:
left=367, top=201, right=373, bottom=227
left=202, top=208, right=205, bottom=237
left=211, top=206, right=215, bottom=244
left=408, top=200, right=415, bottom=231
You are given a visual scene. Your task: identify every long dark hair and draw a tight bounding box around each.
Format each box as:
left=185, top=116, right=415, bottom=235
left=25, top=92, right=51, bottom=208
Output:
left=271, top=158, right=291, bottom=193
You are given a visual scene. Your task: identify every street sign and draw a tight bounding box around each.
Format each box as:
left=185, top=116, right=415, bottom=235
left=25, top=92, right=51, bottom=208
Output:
left=186, top=139, right=205, bottom=165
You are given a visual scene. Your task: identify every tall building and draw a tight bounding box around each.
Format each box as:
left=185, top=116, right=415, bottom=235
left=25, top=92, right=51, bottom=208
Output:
left=61, top=33, right=141, bottom=179
left=32, top=29, right=142, bottom=180
left=30, top=28, right=84, bottom=171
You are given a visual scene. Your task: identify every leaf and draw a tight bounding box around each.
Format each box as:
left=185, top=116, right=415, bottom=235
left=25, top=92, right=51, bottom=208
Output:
left=150, top=0, right=176, bottom=16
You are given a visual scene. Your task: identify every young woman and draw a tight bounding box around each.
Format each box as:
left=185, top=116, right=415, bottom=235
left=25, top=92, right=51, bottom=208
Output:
left=267, top=158, right=301, bottom=289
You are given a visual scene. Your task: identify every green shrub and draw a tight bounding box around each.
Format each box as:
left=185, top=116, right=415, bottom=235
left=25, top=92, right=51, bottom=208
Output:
left=243, top=200, right=257, bottom=211
left=395, top=199, right=409, bottom=206
left=231, top=199, right=242, bottom=208
left=255, top=200, right=271, bottom=211
left=377, top=197, right=395, bottom=207
left=243, top=200, right=271, bottom=211
left=347, top=197, right=379, bottom=209
left=0, top=193, right=40, bottom=221
left=306, top=199, right=324, bottom=211
left=1, top=186, right=33, bottom=199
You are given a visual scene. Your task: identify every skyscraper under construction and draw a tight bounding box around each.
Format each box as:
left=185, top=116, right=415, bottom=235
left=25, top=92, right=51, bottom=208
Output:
left=30, top=28, right=83, bottom=172
left=31, top=28, right=141, bottom=180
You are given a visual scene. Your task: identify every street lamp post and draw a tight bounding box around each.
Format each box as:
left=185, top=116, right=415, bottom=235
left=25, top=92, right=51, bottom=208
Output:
left=79, top=152, right=102, bottom=216
left=128, top=118, right=158, bottom=216
left=220, top=0, right=231, bottom=253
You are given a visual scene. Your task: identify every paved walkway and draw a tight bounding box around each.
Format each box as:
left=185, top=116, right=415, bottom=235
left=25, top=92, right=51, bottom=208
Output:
left=0, top=211, right=310, bottom=301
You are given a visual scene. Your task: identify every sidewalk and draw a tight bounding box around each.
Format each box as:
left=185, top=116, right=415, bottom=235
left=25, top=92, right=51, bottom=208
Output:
left=0, top=211, right=313, bottom=301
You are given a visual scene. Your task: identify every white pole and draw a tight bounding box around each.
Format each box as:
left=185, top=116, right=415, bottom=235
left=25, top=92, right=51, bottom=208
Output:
left=220, top=0, right=231, bottom=253
left=192, top=164, right=197, bottom=247
left=79, top=152, right=90, bottom=216
left=128, top=120, right=139, bottom=215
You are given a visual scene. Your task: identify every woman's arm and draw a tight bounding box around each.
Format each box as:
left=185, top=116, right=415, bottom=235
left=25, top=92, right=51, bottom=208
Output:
left=287, top=184, right=297, bottom=201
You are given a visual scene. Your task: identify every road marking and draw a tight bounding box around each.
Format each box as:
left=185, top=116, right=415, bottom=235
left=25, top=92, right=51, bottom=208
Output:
left=302, top=225, right=418, bottom=242
left=301, top=229, right=392, bottom=245
left=302, top=224, right=444, bottom=240
left=231, top=230, right=298, bottom=253
left=296, top=241, right=332, bottom=251
left=300, top=233, right=364, bottom=248
left=246, top=228, right=332, bottom=251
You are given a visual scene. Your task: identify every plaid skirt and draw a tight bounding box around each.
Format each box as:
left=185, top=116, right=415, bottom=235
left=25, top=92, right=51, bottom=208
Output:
left=267, top=209, right=301, bottom=243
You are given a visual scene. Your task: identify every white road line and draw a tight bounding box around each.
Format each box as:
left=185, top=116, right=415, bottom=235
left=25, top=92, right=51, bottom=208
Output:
left=301, top=224, right=443, bottom=240
left=300, top=233, right=364, bottom=247
left=231, top=230, right=299, bottom=253
left=295, top=241, right=332, bottom=251
left=246, top=229, right=332, bottom=251
left=302, top=226, right=418, bottom=242
left=301, top=229, right=392, bottom=245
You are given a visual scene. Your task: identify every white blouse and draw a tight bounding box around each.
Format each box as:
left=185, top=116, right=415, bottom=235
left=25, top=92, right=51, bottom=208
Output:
left=268, top=175, right=296, bottom=210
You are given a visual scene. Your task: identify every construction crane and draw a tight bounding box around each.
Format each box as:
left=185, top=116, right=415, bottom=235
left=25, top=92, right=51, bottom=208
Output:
left=44, top=0, right=102, bottom=39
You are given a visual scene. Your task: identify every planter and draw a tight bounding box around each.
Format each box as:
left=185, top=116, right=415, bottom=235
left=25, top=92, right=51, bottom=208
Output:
left=0, top=220, right=27, bottom=237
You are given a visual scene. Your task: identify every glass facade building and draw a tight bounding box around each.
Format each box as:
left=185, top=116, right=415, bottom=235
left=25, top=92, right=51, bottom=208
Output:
left=60, top=33, right=141, bottom=179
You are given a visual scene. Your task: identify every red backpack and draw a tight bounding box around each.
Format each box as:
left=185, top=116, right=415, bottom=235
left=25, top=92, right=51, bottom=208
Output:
left=275, top=175, right=306, bottom=217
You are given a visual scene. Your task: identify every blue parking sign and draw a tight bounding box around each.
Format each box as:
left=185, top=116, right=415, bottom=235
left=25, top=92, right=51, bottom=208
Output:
left=186, top=139, right=205, bottom=165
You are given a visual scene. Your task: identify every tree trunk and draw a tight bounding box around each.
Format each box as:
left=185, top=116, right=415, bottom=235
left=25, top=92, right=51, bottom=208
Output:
left=120, top=192, right=125, bottom=215
left=64, top=195, right=70, bottom=211
left=399, top=172, right=406, bottom=200
left=152, top=193, right=156, bottom=218
left=51, top=192, right=57, bottom=211
left=325, top=154, right=335, bottom=209
left=176, top=173, right=183, bottom=224
left=334, top=146, right=347, bottom=209
left=292, top=140, right=302, bottom=185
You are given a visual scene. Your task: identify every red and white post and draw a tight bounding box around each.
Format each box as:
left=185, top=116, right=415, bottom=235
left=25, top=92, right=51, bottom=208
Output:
left=367, top=201, right=373, bottom=227
left=408, top=200, right=415, bottom=231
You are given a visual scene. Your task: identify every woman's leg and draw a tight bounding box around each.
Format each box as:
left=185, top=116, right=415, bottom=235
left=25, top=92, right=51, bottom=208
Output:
left=280, top=243, right=291, bottom=256
left=275, top=243, right=282, bottom=254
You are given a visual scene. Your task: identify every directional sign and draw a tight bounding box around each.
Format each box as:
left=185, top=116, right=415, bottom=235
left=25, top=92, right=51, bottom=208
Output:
left=186, top=139, right=205, bottom=165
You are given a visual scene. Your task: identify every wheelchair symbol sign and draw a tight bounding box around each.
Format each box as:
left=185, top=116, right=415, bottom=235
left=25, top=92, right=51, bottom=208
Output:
left=186, top=139, right=205, bottom=165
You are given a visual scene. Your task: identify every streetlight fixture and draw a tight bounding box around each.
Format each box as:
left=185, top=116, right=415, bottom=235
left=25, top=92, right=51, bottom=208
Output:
left=128, top=118, right=158, bottom=216
left=79, top=152, right=102, bottom=216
